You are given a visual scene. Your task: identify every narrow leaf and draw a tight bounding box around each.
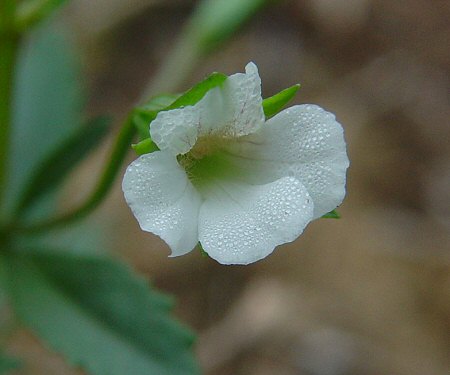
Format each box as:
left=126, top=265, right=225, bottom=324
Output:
left=322, top=209, right=341, bottom=219
left=132, top=138, right=159, bottom=156
left=263, top=84, right=300, bottom=118
left=6, top=250, right=199, bottom=375
left=15, top=116, right=111, bottom=215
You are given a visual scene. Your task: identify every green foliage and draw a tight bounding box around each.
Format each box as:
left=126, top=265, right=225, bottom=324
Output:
left=189, top=0, right=271, bottom=53
left=6, top=21, right=83, bottom=217
left=15, top=116, right=111, bottom=215
left=263, top=84, right=300, bottom=118
left=5, top=250, right=200, bottom=375
left=0, top=353, right=21, bottom=373
left=322, top=209, right=341, bottom=219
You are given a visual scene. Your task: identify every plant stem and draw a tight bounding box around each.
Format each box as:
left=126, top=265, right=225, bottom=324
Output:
left=0, top=0, right=19, bottom=219
left=14, top=114, right=136, bottom=234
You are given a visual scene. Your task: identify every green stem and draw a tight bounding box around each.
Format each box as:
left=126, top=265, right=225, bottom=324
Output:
left=14, top=114, right=136, bottom=234
left=0, top=0, right=19, bottom=219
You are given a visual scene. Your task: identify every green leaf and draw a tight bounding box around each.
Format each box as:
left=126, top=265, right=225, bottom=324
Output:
left=0, top=353, right=21, bottom=373
left=15, top=116, right=111, bottom=215
left=189, top=0, right=271, bottom=53
left=6, top=21, right=83, bottom=217
left=132, top=138, right=159, bottom=156
left=263, top=84, right=300, bottom=118
left=321, top=209, right=341, bottom=219
left=6, top=250, right=200, bottom=375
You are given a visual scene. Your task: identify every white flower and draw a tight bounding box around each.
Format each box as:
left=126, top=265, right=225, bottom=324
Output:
left=122, top=62, right=349, bottom=265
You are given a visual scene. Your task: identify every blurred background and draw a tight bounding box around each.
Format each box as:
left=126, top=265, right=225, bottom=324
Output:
left=7, top=0, right=450, bottom=374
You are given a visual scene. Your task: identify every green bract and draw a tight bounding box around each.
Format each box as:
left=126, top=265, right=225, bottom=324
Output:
left=262, top=84, right=301, bottom=118
left=321, top=209, right=341, bottom=219
left=167, top=72, right=227, bottom=109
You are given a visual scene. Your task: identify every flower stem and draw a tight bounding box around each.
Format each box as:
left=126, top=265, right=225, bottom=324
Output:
left=0, top=0, right=19, bottom=220
left=13, top=114, right=136, bottom=234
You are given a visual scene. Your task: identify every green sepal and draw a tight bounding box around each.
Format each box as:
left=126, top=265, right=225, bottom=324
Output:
left=197, top=243, right=209, bottom=258
left=132, top=138, right=159, bottom=156
left=263, top=84, right=300, bottom=118
left=14, top=116, right=111, bottom=215
left=167, top=72, right=227, bottom=109
left=321, top=209, right=341, bottom=219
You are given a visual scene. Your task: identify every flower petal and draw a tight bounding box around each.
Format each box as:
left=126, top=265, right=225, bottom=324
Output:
left=198, top=177, right=314, bottom=265
left=225, top=105, right=349, bottom=219
left=197, top=62, right=265, bottom=136
left=122, top=151, right=202, bottom=256
left=150, top=62, right=264, bottom=155
left=150, top=106, right=200, bottom=155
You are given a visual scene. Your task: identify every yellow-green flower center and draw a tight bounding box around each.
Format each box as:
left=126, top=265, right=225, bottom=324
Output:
left=177, top=135, right=237, bottom=192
